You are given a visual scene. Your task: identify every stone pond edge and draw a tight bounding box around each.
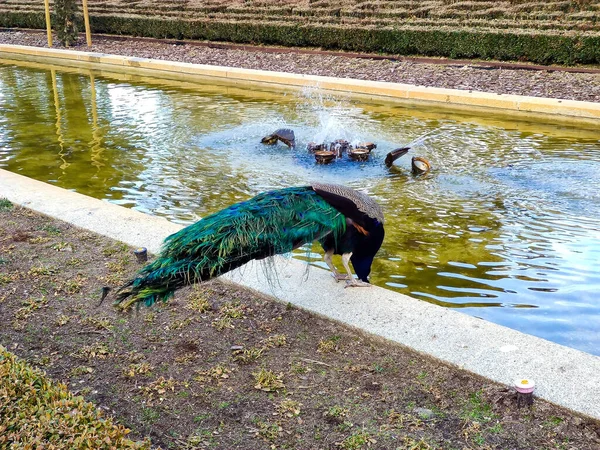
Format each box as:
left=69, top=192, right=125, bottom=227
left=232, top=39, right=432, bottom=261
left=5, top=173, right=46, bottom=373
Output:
left=1, top=43, right=600, bottom=123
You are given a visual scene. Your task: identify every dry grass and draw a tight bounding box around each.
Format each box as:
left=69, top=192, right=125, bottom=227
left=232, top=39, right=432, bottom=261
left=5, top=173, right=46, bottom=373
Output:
left=1, top=201, right=600, bottom=449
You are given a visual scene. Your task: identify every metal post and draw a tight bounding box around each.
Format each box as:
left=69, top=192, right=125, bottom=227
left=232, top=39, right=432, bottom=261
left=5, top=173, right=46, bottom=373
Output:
left=43, top=0, right=52, bottom=47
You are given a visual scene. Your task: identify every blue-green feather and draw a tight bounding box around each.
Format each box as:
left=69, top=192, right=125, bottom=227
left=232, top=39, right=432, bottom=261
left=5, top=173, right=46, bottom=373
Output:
left=116, top=186, right=346, bottom=308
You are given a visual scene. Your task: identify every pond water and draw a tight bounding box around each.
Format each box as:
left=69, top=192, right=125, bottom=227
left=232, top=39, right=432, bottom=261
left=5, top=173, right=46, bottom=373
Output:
left=1, top=59, right=599, bottom=355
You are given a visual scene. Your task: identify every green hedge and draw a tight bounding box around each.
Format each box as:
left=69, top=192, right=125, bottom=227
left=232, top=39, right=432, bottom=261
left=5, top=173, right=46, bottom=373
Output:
left=2, top=12, right=599, bottom=65
left=0, top=346, right=149, bottom=449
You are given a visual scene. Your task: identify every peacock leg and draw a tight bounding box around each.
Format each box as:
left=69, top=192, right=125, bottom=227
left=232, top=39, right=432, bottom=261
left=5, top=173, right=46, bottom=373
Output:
left=324, top=250, right=351, bottom=281
left=342, top=253, right=371, bottom=288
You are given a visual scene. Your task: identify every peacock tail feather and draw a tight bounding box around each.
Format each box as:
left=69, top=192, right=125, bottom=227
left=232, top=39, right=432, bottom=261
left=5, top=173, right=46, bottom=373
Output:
left=116, top=186, right=347, bottom=309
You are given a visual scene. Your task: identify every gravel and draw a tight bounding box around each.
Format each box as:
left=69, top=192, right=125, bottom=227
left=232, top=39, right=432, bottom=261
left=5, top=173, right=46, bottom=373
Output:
left=1, top=30, right=600, bottom=103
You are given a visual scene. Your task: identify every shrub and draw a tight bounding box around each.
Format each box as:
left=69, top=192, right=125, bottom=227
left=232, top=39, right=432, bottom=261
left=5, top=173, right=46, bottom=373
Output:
left=54, top=0, right=79, bottom=46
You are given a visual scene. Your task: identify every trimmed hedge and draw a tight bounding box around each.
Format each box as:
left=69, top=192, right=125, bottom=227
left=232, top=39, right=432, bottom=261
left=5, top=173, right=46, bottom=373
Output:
left=1, top=11, right=599, bottom=65
left=0, top=346, right=150, bottom=449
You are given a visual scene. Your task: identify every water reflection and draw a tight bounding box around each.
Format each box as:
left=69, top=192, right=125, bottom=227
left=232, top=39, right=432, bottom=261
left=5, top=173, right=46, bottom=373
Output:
left=1, top=60, right=600, bottom=355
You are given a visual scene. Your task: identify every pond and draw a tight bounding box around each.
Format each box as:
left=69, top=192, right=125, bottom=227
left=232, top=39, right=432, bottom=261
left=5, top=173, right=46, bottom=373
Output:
left=1, top=58, right=599, bottom=355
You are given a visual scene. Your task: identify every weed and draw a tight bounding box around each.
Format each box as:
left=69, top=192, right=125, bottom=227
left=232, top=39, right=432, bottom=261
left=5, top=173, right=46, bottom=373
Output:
left=194, top=365, right=231, bottom=385
left=123, top=363, right=153, bottom=378
left=51, top=241, right=72, bottom=251
left=256, top=420, right=282, bottom=441
left=186, top=290, right=211, bottom=313
left=234, top=346, right=264, bottom=364
left=41, top=224, right=62, bottom=235
left=70, top=365, right=94, bottom=377
left=325, top=405, right=349, bottom=420
left=141, top=407, right=161, bottom=424
left=81, top=316, right=113, bottom=331
left=144, top=311, right=157, bottom=324
left=0, top=273, right=17, bottom=285
left=76, top=342, right=111, bottom=359
left=102, top=243, right=128, bottom=257
left=59, top=274, right=87, bottom=294
left=263, top=334, right=287, bottom=348
left=253, top=369, right=284, bottom=392
left=194, top=413, right=212, bottom=423
left=140, top=376, right=177, bottom=404
left=317, top=337, right=339, bottom=353
left=28, top=265, right=58, bottom=277
left=219, top=302, right=245, bottom=319
left=338, top=429, right=376, bottom=449
left=0, top=198, right=13, bottom=211
left=55, top=314, right=71, bottom=326
left=277, top=399, right=302, bottom=418
left=15, top=296, right=48, bottom=320
left=462, top=390, right=497, bottom=423
left=212, top=316, right=233, bottom=331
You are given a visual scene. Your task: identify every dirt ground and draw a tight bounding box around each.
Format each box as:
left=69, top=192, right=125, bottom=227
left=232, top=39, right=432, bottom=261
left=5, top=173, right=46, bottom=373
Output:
left=1, top=200, right=600, bottom=449
left=1, top=30, right=600, bottom=103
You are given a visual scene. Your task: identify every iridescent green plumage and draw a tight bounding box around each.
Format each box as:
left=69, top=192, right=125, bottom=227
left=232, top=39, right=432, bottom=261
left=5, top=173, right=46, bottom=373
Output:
left=116, top=186, right=347, bottom=308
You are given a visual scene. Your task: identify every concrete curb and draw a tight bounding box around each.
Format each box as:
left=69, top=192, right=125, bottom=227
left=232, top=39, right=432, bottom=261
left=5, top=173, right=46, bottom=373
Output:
left=1, top=168, right=599, bottom=420
left=1, top=44, right=600, bottom=123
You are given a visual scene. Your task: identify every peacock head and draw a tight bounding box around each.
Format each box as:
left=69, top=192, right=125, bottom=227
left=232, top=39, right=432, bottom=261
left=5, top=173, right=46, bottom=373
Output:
left=350, top=254, right=375, bottom=283
left=350, top=222, right=385, bottom=283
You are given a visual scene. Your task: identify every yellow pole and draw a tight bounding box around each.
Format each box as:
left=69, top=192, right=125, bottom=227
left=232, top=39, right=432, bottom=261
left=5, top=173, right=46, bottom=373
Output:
left=81, top=0, right=92, bottom=47
left=89, top=73, right=105, bottom=168
left=50, top=69, right=69, bottom=171
left=43, top=0, right=52, bottom=47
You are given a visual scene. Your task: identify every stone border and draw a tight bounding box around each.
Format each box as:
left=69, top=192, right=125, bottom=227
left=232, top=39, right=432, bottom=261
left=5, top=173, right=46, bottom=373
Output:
left=1, top=168, right=599, bottom=420
left=1, top=44, right=600, bottom=124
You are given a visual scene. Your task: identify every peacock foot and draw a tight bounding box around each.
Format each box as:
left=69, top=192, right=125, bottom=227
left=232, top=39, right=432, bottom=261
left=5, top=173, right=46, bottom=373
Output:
left=332, top=272, right=352, bottom=282
left=344, top=279, right=371, bottom=288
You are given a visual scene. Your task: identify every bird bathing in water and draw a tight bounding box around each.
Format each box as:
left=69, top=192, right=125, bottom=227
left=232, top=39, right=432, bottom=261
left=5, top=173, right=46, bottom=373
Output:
left=385, top=147, right=431, bottom=175
left=261, top=128, right=296, bottom=148
left=109, top=183, right=385, bottom=309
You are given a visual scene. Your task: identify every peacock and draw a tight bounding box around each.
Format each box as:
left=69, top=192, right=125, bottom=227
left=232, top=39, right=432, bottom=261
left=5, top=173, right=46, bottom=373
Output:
left=114, top=183, right=385, bottom=309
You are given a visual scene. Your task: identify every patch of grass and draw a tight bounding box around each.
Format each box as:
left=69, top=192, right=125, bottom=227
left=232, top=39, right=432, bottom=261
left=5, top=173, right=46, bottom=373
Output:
left=256, top=419, right=282, bottom=442
left=0, top=198, right=13, bottom=211
left=51, top=241, right=72, bottom=251
left=186, top=290, right=212, bottom=313
left=0, top=345, right=149, bottom=448
left=102, top=243, right=129, bottom=257
left=41, top=224, right=62, bottom=235
left=69, top=365, right=94, bottom=377
left=59, top=274, right=87, bottom=294
left=317, top=336, right=340, bottom=353
left=28, top=265, right=58, bottom=277
left=0, top=272, right=17, bottom=286
left=324, top=405, right=349, bottom=424
left=194, top=365, right=231, bottom=385
left=212, top=316, right=233, bottom=331
left=276, top=399, right=302, bottom=418
left=140, top=376, right=177, bottom=404
left=233, top=346, right=264, bottom=364
left=141, top=407, right=161, bottom=425
left=76, top=342, right=111, bottom=360
left=462, top=390, right=497, bottom=424
left=15, top=296, right=48, bottom=320
left=338, top=429, right=376, bottom=449
left=123, top=363, right=153, bottom=378
left=253, top=368, right=285, bottom=392
left=219, top=301, right=245, bottom=319
left=81, top=316, right=113, bottom=331
left=263, top=333, right=287, bottom=348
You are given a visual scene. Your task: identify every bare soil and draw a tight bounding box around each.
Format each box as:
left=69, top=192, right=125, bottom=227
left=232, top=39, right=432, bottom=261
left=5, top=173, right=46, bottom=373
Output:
left=1, top=30, right=600, bottom=103
left=1, top=202, right=600, bottom=449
